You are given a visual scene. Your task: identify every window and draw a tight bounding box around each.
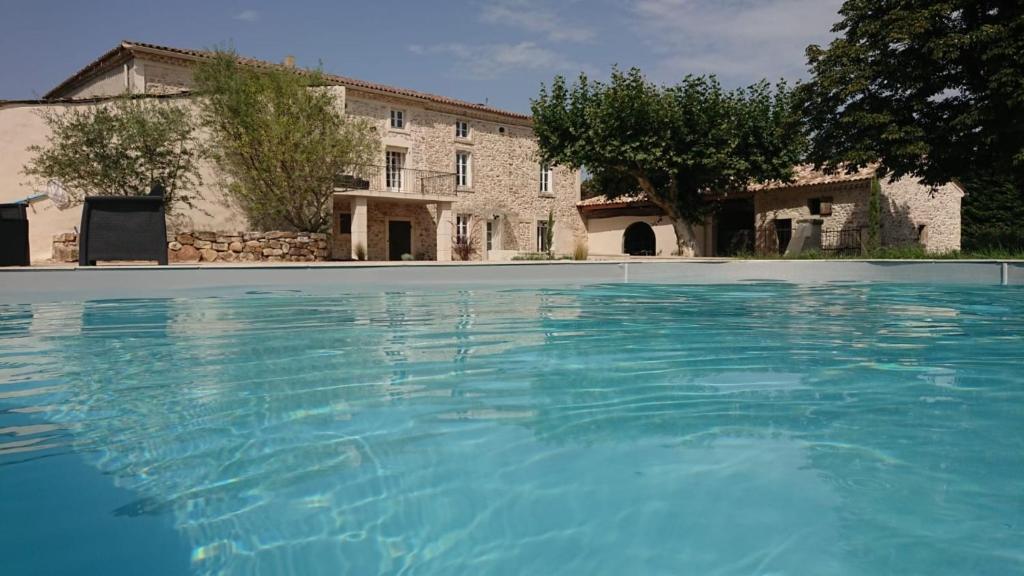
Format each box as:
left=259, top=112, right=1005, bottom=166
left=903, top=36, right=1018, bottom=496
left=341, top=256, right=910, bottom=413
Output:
left=486, top=221, right=493, bottom=251
left=386, top=150, right=404, bottom=190
left=455, top=120, right=469, bottom=139
left=808, top=196, right=833, bottom=216
left=338, top=213, right=352, bottom=234
left=539, top=163, right=552, bottom=195
left=808, top=198, right=822, bottom=215
left=455, top=152, right=471, bottom=188
left=456, top=214, right=470, bottom=244
left=390, top=109, right=405, bottom=129
left=537, top=219, right=551, bottom=252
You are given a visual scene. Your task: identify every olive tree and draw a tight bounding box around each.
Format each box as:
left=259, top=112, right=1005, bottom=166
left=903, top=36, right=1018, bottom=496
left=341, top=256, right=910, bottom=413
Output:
left=23, top=96, right=203, bottom=212
left=193, top=52, right=380, bottom=232
left=531, top=69, right=804, bottom=254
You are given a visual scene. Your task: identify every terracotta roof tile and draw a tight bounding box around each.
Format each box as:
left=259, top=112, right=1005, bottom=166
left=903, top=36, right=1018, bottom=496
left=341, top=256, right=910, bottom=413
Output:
left=577, top=193, right=648, bottom=207
left=576, top=165, right=877, bottom=208
left=45, top=40, right=531, bottom=122
left=749, top=164, right=876, bottom=192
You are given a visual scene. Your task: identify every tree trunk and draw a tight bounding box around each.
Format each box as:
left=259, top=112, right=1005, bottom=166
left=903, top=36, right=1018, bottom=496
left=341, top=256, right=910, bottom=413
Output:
left=669, top=218, right=699, bottom=257
left=633, top=175, right=699, bottom=257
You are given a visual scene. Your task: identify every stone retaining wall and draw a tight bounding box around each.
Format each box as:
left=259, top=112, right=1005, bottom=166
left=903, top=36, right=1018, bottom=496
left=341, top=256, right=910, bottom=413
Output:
left=51, top=231, right=331, bottom=263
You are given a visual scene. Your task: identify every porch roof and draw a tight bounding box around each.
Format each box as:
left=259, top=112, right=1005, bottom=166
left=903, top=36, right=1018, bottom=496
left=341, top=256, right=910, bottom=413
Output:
left=332, top=189, right=455, bottom=204
left=577, top=165, right=876, bottom=212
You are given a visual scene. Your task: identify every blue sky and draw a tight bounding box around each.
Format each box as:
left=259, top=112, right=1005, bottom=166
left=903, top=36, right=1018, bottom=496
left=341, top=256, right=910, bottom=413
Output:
left=0, top=0, right=844, bottom=113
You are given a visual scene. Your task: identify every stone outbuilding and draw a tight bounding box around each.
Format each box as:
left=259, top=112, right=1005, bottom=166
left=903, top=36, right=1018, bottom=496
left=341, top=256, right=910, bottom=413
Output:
left=579, top=166, right=964, bottom=257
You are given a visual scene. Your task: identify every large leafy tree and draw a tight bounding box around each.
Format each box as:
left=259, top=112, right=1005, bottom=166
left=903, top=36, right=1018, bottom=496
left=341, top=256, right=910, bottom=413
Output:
left=531, top=69, right=804, bottom=254
left=24, top=96, right=202, bottom=212
left=193, top=52, right=380, bottom=232
left=799, top=1, right=1024, bottom=187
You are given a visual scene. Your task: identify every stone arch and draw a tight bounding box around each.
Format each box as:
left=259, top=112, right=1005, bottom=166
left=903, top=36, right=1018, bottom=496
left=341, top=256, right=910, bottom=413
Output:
left=623, top=221, right=656, bottom=255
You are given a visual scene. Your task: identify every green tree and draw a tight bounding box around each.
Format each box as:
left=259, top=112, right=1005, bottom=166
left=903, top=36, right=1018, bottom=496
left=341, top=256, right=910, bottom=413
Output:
left=960, top=170, right=1024, bottom=251
left=545, top=209, right=555, bottom=256
left=531, top=69, right=804, bottom=254
left=799, top=1, right=1024, bottom=188
left=866, top=177, right=882, bottom=254
left=193, top=52, right=380, bottom=232
left=23, top=95, right=202, bottom=212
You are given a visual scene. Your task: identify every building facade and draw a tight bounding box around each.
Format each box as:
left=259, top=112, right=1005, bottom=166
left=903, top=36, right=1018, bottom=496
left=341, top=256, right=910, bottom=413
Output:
left=0, top=41, right=584, bottom=262
left=580, top=166, right=964, bottom=257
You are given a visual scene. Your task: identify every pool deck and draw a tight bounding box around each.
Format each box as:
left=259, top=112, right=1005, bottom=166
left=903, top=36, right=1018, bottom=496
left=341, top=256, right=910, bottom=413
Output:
left=1, top=259, right=1021, bottom=302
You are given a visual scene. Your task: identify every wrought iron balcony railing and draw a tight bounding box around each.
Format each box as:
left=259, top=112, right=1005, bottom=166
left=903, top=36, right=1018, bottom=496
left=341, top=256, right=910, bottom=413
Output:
left=335, top=165, right=457, bottom=197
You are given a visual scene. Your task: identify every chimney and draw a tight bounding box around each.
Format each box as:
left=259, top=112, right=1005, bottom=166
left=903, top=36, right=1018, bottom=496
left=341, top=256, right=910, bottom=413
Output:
left=283, top=55, right=295, bottom=68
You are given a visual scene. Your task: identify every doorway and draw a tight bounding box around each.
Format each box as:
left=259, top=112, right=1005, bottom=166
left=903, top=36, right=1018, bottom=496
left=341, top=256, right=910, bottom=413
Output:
left=774, top=219, right=793, bottom=255
left=715, top=199, right=755, bottom=256
left=623, top=222, right=656, bottom=256
left=388, top=220, right=412, bottom=260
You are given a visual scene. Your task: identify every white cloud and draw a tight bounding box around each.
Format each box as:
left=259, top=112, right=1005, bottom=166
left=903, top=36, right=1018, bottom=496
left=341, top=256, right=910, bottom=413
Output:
left=408, top=41, right=590, bottom=79
left=630, top=0, right=844, bottom=85
left=479, top=1, right=596, bottom=43
left=232, top=9, right=260, bottom=22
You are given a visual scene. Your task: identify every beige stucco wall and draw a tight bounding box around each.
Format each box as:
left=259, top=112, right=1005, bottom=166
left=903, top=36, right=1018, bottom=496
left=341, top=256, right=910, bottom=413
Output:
left=64, top=65, right=129, bottom=99
left=0, top=99, right=246, bottom=261
left=754, top=177, right=963, bottom=254
left=586, top=214, right=709, bottom=257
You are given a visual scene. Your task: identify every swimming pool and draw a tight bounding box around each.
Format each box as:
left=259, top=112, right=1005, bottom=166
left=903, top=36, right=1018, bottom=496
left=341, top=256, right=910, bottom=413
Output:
left=1, top=282, right=1022, bottom=575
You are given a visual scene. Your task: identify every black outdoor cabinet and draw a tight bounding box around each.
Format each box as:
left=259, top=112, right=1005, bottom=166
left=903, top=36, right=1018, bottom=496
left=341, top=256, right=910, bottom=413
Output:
left=79, top=188, right=168, bottom=266
left=0, top=202, right=31, bottom=267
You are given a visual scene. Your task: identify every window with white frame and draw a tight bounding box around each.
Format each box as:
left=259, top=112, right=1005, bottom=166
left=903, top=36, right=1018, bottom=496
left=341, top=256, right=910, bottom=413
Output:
left=537, top=219, right=551, bottom=252
left=390, top=109, right=405, bottom=129
left=456, top=214, right=470, bottom=244
left=455, top=120, right=469, bottom=139
left=386, top=150, right=404, bottom=190
left=539, top=163, right=552, bottom=195
left=455, top=151, right=471, bottom=188
left=486, top=221, right=493, bottom=251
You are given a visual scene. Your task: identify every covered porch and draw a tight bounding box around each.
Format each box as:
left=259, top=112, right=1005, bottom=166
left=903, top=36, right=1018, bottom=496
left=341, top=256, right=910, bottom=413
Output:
left=332, top=166, right=457, bottom=261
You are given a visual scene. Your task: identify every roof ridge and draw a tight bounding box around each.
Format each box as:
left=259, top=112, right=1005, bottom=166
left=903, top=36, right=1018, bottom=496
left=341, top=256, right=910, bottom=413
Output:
left=46, top=40, right=532, bottom=122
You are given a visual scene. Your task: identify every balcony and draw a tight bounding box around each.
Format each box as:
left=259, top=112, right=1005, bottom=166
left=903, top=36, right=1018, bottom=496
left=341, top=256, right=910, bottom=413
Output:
left=335, top=165, right=457, bottom=202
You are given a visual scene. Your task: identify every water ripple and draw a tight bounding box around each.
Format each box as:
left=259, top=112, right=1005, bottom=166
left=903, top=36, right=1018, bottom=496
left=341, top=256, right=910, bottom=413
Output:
left=0, top=283, right=1022, bottom=575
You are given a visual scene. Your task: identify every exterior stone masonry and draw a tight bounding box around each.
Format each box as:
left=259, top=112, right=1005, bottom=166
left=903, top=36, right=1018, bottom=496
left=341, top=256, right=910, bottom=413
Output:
left=344, top=94, right=584, bottom=259
left=754, top=177, right=963, bottom=254
left=52, top=231, right=330, bottom=263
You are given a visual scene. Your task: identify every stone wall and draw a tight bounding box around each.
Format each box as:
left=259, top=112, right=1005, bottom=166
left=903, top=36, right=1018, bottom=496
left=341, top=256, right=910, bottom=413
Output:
left=51, top=231, right=330, bottom=263
left=346, top=91, right=585, bottom=258
left=754, top=181, right=870, bottom=254
left=754, top=177, right=964, bottom=254
left=880, top=178, right=963, bottom=253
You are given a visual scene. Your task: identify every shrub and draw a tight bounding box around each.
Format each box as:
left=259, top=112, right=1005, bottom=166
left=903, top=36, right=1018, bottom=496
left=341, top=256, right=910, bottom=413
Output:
left=193, top=51, right=380, bottom=232
left=23, top=95, right=203, bottom=213
left=865, top=177, right=882, bottom=254
left=452, top=215, right=482, bottom=261
left=573, top=240, right=588, bottom=260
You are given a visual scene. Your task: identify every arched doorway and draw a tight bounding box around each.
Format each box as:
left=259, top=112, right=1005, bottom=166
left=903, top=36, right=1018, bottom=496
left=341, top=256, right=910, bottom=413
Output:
left=623, top=222, right=656, bottom=255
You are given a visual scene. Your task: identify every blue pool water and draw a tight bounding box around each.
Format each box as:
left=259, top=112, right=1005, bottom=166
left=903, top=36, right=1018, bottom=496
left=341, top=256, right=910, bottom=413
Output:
left=1, top=283, right=1022, bottom=575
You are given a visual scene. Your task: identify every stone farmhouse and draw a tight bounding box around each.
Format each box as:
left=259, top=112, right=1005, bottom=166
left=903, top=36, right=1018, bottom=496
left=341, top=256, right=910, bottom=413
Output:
left=0, top=41, right=584, bottom=263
